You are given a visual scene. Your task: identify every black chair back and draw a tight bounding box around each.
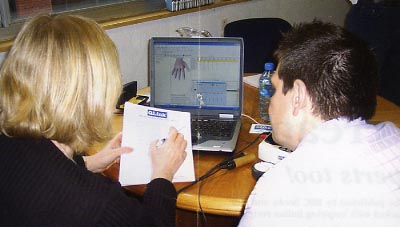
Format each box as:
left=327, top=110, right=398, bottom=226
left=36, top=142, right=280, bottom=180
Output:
left=224, top=18, right=292, bottom=73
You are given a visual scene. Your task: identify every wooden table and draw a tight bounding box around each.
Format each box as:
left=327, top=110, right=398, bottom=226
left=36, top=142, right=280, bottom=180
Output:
left=89, top=77, right=400, bottom=217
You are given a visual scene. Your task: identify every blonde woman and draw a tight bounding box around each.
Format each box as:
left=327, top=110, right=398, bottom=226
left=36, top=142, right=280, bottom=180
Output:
left=0, top=14, right=187, bottom=226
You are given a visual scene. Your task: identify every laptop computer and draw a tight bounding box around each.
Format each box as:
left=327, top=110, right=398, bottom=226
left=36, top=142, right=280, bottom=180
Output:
left=149, top=37, right=244, bottom=152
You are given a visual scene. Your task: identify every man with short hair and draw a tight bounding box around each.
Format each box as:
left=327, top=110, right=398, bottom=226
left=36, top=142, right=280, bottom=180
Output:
left=238, top=21, right=400, bottom=227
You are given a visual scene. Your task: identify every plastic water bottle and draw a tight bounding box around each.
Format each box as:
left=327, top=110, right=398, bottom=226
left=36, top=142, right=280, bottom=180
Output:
left=259, top=62, right=275, bottom=122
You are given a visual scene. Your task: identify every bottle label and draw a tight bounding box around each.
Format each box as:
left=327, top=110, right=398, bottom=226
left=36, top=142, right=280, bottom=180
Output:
left=259, top=82, right=273, bottom=97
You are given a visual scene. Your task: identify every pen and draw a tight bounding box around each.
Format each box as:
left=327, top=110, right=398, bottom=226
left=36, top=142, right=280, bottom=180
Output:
left=156, top=138, right=166, bottom=148
left=156, top=126, right=185, bottom=148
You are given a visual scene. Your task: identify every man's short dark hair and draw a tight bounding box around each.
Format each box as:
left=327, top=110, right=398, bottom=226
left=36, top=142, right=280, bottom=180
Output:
left=274, top=21, right=378, bottom=120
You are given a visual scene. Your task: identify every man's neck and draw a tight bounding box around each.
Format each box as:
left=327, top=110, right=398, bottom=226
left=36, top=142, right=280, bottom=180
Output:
left=292, top=115, right=325, bottom=150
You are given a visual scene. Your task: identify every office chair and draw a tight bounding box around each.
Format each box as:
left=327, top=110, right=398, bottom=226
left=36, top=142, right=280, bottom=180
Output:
left=345, top=0, right=400, bottom=106
left=224, top=18, right=292, bottom=73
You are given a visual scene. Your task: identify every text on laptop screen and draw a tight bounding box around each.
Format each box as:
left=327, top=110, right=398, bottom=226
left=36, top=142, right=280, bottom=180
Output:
left=152, top=39, right=242, bottom=112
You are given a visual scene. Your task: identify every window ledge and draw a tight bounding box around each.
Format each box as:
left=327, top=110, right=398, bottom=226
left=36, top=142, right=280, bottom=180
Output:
left=0, top=0, right=249, bottom=52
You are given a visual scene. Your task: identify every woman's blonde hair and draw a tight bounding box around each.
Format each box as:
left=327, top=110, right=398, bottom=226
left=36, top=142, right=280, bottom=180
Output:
left=0, top=14, right=122, bottom=152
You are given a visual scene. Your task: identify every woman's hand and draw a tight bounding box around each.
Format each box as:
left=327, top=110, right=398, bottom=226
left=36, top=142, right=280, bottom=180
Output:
left=83, top=132, right=133, bottom=173
left=149, top=127, right=187, bottom=181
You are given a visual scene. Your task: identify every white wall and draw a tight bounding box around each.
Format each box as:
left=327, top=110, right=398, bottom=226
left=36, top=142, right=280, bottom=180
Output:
left=0, top=0, right=351, bottom=89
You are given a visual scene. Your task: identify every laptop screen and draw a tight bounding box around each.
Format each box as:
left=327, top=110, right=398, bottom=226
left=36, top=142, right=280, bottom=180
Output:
left=149, top=37, right=244, bottom=117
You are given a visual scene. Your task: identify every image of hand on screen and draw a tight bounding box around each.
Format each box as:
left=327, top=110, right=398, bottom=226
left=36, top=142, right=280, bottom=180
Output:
left=172, top=57, right=189, bottom=80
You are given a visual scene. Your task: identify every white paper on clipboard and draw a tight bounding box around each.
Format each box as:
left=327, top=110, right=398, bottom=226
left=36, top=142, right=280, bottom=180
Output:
left=118, top=102, right=195, bottom=186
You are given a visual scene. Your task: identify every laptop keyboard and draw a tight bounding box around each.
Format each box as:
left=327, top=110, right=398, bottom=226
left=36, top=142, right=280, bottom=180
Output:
left=191, top=119, right=235, bottom=144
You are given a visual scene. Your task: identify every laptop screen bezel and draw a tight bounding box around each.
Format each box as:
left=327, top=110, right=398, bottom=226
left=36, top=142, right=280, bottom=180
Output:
left=149, top=37, right=244, bottom=118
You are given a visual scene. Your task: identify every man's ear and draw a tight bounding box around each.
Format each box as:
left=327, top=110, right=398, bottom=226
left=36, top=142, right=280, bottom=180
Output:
left=292, top=79, right=308, bottom=116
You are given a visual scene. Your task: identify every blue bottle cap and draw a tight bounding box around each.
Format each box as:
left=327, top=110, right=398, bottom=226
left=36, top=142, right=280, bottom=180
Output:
left=264, top=62, right=275, bottom=71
